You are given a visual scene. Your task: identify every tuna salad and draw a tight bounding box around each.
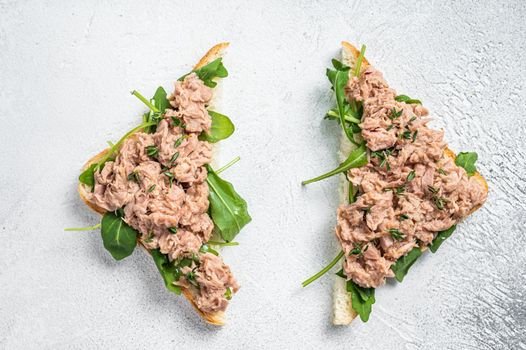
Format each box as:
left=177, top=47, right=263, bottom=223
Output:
left=74, top=53, right=250, bottom=319
left=302, top=44, right=487, bottom=323
left=337, top=66, right=487, bottom=289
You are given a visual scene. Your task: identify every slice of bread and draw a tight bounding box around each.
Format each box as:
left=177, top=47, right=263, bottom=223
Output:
left=332, top=42, right=489, bottom=325
left=78, top=42, right=230, bottom=326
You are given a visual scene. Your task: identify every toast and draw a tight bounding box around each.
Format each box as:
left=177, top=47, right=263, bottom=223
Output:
left=78, top=43, right=230, bottom=326
left=332, top=42, right=488, bottom=325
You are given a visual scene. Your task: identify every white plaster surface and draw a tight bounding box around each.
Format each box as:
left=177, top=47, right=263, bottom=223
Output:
left=1, top=0, right=525, bottom=349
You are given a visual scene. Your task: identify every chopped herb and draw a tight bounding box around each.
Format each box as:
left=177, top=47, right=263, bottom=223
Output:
left=186, top=270, right=199, bottom=287
left=407, top=170, right=416, bottom=182
left=402, top=130, right=412, bottom=139
left=225, top=287, right=233, bottom=300
left=170, top=152, right=180, bottom=165
left=399, top=214, right=410, bottom=221
left=412, top=131, right=418, bottom=143
left=127, top=171, right=140, bottom=183
left=389, top=108, right=403, bottom=120
left=146, top=145, right=158, bottom=157
left=409, top=116, right=417, bottom=123
left=388, top=228, right=405, bottom=241
left=434, top=196, right=446, bottom=210
left=428, top=186, right=439, bottom=194
left=361, top=206, right=371, bottom=213
left=387, top=124, right=394, bottom=131
left=395, top=185, right=405, bottom=195
left=147, top=184, right=156, bottom=193
left=168, top=227, right=177, bottom=234
left=349, top=243, right=362, bottom=256
left=438, top=168, right=447, bottom=175
left=174, top=136, right=184, bottom=147
left=144, top=231, right=154, bottom=243
left=171, top=116, right=181, bottom=127
left=163, top=171, right=175, bottom=187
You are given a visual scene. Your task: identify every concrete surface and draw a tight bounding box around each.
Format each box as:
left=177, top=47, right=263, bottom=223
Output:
left=1, top=0, right=525, bottom=349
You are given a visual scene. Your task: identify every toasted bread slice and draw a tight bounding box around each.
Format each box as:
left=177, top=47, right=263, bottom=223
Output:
left=78, top=43, right=230, bottom=326
left=333, top=42, right=489, bottom=325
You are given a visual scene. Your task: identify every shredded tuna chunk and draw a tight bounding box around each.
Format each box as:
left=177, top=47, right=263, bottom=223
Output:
left=336, top=66, right=487, bottom=288
left=87, top=74, right=237, bottom=312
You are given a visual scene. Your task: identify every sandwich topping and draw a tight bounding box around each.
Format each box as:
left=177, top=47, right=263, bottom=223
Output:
left=86, top=73, right=239, bottom=313
left=302, top=45, right=487, bottom=323
left=336, top=66, right=487, bottom=288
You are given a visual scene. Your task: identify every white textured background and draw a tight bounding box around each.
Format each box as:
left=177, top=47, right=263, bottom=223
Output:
left=1, top=1, right=525, bottom=349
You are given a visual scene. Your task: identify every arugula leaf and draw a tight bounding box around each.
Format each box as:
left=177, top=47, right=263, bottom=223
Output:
left=455, top=152, right=478, bottom=176
left=346, top=280, right=375, bottom=322
left=199, top=110, right=235, bottom=143
left=79, top=163, right=98, bottom=187
left=179, top=58, right=228, bottom=88
left=206, top=165, right=251, bottom=242
left=326, top=60, right=355, bottom=143
left=151, top=249, right=182, bottom=295
left=429, top=225, right=457, bottom=253
left=390, top=247, right=422, bottom=282
left=152, top=86, right=170, bottom=113
left=100, top=211, right=139, bottom=260
left=395, top=94, right=422, bottom=105
left=302, top=143, right=368, bottom=185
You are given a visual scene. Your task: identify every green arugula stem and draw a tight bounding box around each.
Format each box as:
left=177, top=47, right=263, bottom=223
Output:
left=354, top=45, right=367, bottom=77
left=207, top=240, right=240, bottom=246
left=326, top=110, right=361, bottom=124
left=64, top=223, right=101, bottom=231
left=302, top=144, right=367, bottom=185
left=302, top=250, right=344, bottom=287
left=215, top=156, right=240, bottom=175
left=131, top=90, right=160, bottom=113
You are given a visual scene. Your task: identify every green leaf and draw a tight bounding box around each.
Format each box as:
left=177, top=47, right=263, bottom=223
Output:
left=152, top=86, right=170, bottom=112
left=79, top=163, right=98, bottom=188
left=326, top=62, right=355, bottom=143
left=302, top=143, right=368, bottom=185
left=206, top=165, right=251, bottom=242
left=390, top=247, right=423, bottom=282
left=151, top=249, right=182, bottom=295
left=179, top=58, right=228, bottom=88
left=395, top=94, right=422, bottom=105
left=429, top=225, right=457, bottom=253
left=346, top=280, right=375, bottom=322
left=199, top=110, right=235, bottom=143
left=100, top=211, right=139, bottom=260
left=455, top=152, right=478, bottom=176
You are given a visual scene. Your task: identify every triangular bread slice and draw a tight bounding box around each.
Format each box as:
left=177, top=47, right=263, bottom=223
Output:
left=333, top=41, right=488, bottom=325
left=78, top=42, right=230, bottom=326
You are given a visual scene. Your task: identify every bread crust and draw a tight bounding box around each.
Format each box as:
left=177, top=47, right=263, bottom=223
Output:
left=77, top=43, right=230, bottom=326
left=333, top=42, right=488, bottom=325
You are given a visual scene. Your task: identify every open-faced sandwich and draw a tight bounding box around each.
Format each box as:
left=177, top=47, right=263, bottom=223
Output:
left=69, top=43, right=251, bottom=325
left=301, top=42, right=488, bottom=324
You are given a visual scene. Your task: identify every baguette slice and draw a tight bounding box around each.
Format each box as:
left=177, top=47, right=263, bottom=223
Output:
left=332, top=41, right=488, bottom=325
left=78, top=42, right=230, bottom=326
